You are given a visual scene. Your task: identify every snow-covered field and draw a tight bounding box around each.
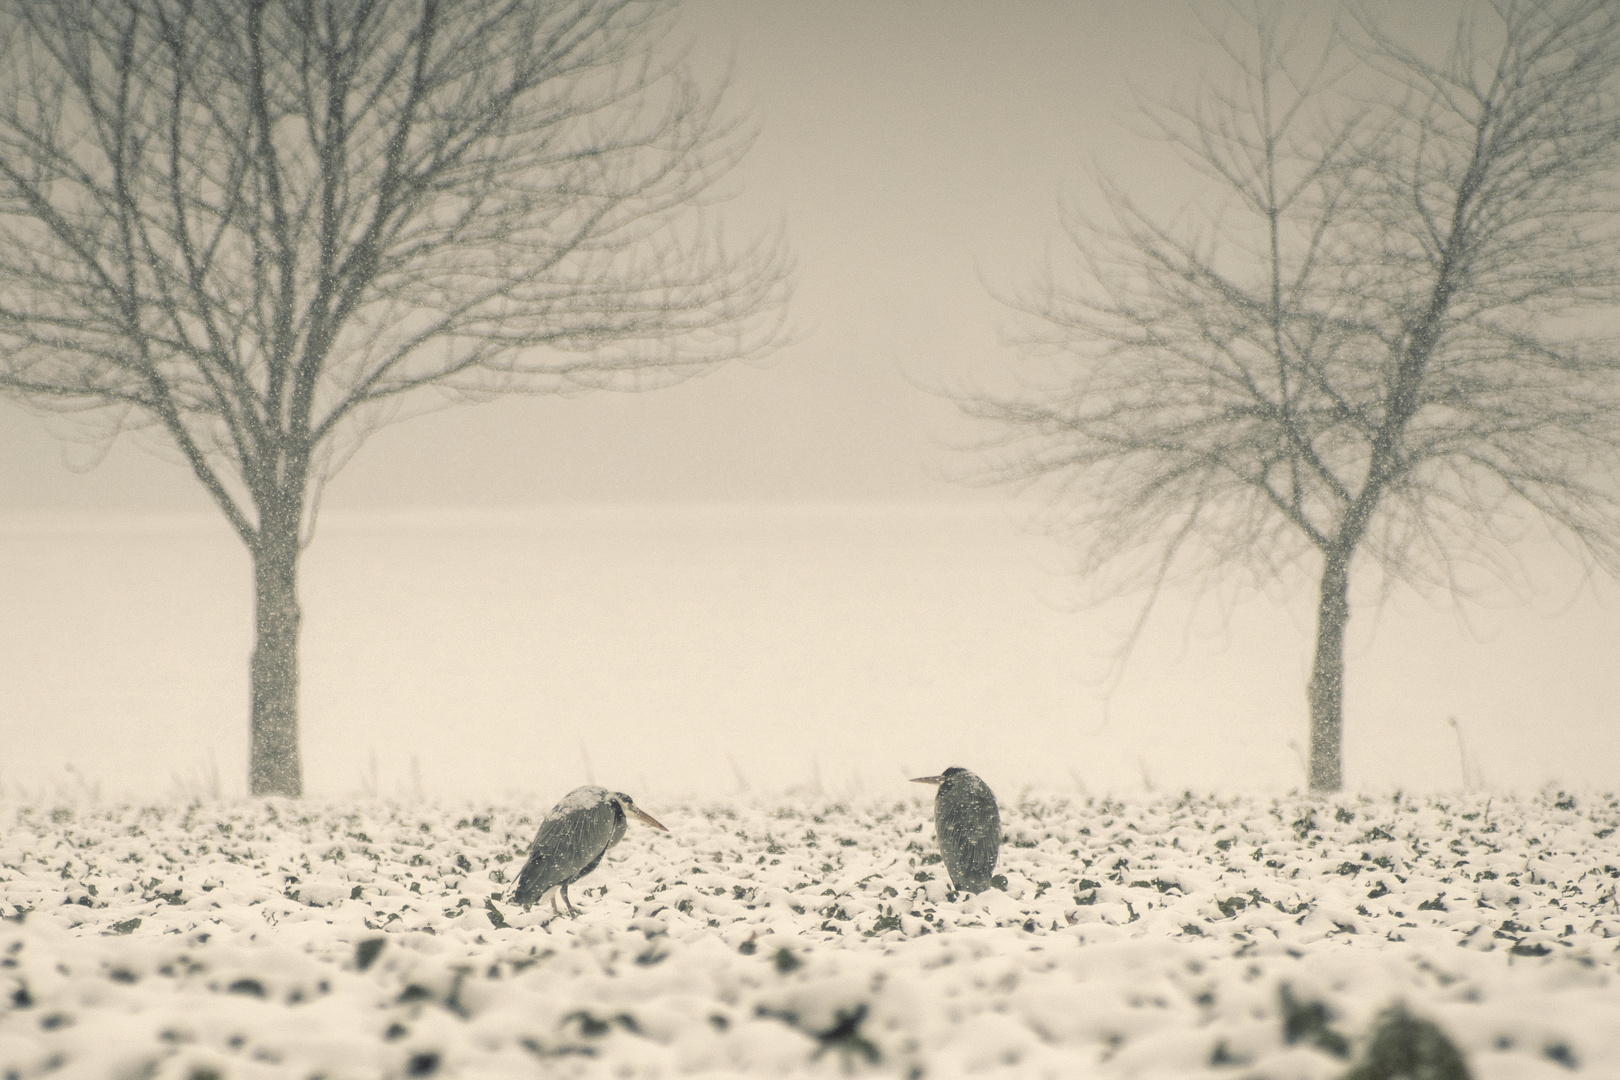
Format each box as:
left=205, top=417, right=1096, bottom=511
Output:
left=3, top=788, right=1618, bottom=1078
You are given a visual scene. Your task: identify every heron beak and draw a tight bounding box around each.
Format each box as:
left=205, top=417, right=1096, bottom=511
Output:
left=631, top=807, right=669, bottom=832
left=910, top=775, right=945, bottom=785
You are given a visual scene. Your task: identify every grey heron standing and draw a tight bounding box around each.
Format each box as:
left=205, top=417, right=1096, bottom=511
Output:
left=911, top=767, right=1000, bottom=894
left=512, top=786, right=668, bottom=916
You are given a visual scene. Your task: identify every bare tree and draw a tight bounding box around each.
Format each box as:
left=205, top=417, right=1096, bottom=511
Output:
left=959, top=1, right=1620, bottom=792
left=0, top=0, right=790, bottom=796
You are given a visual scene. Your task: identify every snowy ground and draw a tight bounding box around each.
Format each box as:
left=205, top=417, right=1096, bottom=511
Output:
left=2, top=788, right=1618, bottom=1079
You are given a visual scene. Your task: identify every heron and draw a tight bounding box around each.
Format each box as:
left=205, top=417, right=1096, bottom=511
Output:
left=512, top=786, right=668, bottom=916
left=911, top=767, right=1000, bottom=894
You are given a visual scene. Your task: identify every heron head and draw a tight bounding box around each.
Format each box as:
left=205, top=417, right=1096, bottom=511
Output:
left=910, top=766, right=968, bottom=786
left=613, top=793, right=669, bottom=832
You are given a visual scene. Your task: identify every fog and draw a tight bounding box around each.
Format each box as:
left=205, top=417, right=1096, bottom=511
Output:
left=2, top=1, right=1616, bottom=801
left=5, top=505, right=1616, bottom=801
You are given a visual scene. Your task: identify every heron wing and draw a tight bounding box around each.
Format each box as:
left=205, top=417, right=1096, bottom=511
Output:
left=512, top=792, right=621, bottom=907
left=936, top=777, right=1001, bottom=893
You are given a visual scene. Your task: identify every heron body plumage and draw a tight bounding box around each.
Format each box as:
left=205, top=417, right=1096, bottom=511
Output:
left=912, top=767, right=1000, bottom=894
left=512, top=786, right=667, bottom=915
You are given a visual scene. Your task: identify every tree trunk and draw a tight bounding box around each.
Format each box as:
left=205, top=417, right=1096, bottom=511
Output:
left=248, top=515, right=303, bottom=797
left=1306, top=547, right=1352, bottom=793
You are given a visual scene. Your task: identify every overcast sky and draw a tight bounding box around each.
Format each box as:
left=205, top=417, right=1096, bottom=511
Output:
left=8, top=1, right=1614, bottom=799
left=0, top=0, right=1224, bottom=513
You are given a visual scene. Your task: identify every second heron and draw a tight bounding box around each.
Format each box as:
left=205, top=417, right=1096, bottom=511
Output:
left=512, top=786, right=668, bottom=916
left=911, top=767, right=1000, bottom=894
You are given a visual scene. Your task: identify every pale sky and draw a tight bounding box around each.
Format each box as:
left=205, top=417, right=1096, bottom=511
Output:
left=4, top=2, right=1614, bottom=799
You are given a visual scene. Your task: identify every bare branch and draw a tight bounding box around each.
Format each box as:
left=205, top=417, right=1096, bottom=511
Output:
left=0, top=0, right=792, bottom=540
left=955, top=1, right=1620, bottom=790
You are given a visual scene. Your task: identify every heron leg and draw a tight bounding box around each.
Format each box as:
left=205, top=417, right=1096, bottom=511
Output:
left=561, top=883, right=579, bottom=917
